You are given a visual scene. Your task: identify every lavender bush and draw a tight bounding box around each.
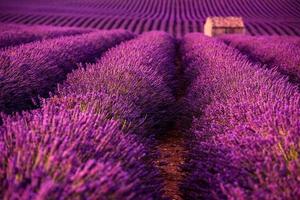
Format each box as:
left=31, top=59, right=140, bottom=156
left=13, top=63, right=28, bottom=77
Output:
left=0, top=31, right=180, bottom=199
left=181, top=33, right=300, bottom=199
left=0, top=103, right=161, bottom=199
left=221, top=35, right=300, bottom=85
left=0, top=30, right=134, bottom=114
left=0, top=23, right=24, bottom=33
left=53, top=31, right=177, bottom=136
left=0, top=24, right=93, bottom=50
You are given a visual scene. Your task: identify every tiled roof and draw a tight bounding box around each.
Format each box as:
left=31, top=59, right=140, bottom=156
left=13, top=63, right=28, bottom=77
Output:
left=206, top=16, right=245, bottom=27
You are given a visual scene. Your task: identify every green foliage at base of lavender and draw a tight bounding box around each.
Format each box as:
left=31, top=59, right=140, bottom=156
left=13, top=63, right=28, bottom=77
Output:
left=221, top=35, right=300, bottom=86
left=0, top=24, right=93, bottom=50
left=54, top=31, right=177, bottom=136
left=0, top=103, right=161, bottom=200
left=0, top=30, right=134, bottom=114
left=181, top=33, right=300, bottom=199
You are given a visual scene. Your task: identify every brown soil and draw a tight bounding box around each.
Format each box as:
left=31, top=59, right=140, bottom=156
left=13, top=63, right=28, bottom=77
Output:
left=153, top=44, right=189, bottom=200
left=154, top=123, right=187, bottom=200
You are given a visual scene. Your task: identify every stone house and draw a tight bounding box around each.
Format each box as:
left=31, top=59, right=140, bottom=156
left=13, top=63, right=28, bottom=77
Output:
left=204, top=16, right=245, bottom=37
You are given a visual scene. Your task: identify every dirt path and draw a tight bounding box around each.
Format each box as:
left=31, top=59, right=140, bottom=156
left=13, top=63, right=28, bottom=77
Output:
left=154, top=125, right=187, bottom=200
left=153, top=43, right=189, bottom=200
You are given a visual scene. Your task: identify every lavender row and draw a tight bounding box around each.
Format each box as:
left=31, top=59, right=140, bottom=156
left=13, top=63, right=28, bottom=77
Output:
left=54, top=31, right=177, bottom=136
left=1, top=0, right=300, bottom=36
left=0, top=103, right=162, bottom=199
left=221, top=35, right=300, bottom=85
left=0, top=31, right=177, bottom=199
left=0, top=30, right=134, bottom=114
left=0, top=24, right=93, bottom=50
left=181, top=33, right=300, bottom=199
left=48, top=31, right=177, bottom=195
left=0, top=23, right=24, bottom=33
left=48, top=31, right=178, bottom=195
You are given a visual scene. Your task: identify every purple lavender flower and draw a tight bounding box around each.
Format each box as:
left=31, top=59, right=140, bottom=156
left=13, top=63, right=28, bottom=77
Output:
left=54, top=31, right=177, bottom=136
left=181, top=33, right=300, bottom=199
left=0, top=102, right=162, bottom=199
left=0, top=30, right=134, bottom=114
left=221, top=35, right=300, bottom=86
left=0, top=24, right=93, bottom=50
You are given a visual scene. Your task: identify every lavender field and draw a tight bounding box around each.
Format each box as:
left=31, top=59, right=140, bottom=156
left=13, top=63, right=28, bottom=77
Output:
left=1, top=0, right=300, bottom=37
left=0, top=0, right=300, bottom=200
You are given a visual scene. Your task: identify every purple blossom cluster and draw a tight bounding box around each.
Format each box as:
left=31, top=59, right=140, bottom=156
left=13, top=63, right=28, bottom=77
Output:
left=0, top=30, right=134, bottom=114
left=221, top=35, right=300, bottom=85
left=54, top=31, right=177, bottom=136
left=0, top=23, right=25, bottom=32
left=0, top=24, right=93, bottom=50
left=0, top=104, right=161, bottom=199
left=181, top=33, right=300, bottom=199
left=0, top=31, right=177, bottom=199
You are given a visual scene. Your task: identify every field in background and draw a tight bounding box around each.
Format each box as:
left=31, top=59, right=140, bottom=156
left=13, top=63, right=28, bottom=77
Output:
left=0, top=0, right=300, bottom=37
